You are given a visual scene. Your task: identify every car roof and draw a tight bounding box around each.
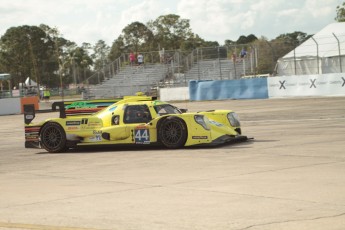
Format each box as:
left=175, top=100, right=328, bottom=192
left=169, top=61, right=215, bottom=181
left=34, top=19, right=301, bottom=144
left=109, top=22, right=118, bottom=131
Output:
left=102, top=96, right=168, bottom=111
left=114, top=96, right=167, bottom=106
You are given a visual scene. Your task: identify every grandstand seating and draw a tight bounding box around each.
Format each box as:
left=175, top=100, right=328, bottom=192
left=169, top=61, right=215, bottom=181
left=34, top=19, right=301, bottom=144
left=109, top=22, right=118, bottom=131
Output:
left=182, top=59, right=253, bottom=84
left=86, top=50, right=254, bottom=99
left=88, top=63, right=168, bottom=98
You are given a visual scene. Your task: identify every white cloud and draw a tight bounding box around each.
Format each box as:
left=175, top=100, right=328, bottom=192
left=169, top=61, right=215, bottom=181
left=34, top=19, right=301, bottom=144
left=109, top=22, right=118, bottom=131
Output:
left=305, top=0, right=335, bottom=18
left=0, top=0, right=343, bottom=46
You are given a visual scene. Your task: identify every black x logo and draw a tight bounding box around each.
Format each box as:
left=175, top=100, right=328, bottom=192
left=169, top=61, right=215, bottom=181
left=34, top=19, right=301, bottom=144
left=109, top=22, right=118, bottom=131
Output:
left=342, top=77, right=345, bottom=87
left=310, top=79, right=316, bottom=88
left=279, top=80, right=286, bottom=90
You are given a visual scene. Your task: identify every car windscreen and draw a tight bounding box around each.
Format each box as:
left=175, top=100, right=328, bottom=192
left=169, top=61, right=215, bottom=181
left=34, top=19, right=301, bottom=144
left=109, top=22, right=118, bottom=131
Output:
left=154, top=104, right=181, bottom=115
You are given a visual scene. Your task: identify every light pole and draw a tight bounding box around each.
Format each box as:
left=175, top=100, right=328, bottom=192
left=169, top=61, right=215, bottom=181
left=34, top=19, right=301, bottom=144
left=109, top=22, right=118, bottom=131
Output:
left=27, top=34, right=40, bottom=98
left=71, top=56, right=77, bottom=87
left=81, top=59, right=88, bottom=82
left=58, top=56, right=65, bottom=101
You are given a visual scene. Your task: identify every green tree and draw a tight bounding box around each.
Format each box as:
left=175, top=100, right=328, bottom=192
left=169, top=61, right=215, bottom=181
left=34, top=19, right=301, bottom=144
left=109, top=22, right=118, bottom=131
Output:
left=251, top=38, right=273, bottom=74
left=51, top=41, right=93, bottom=86
left=109, top=36, right=126, bottom=61
left=38, top=24, right=60, bottom=87
left=79, top=43, right=93, bottom=83
left=236, top=34, right=258, bottom=44
left=274, top=31, right=309, bottom=46
left=270, top=31, right=308, bottom=65
left=122, top=22, right=154, bottom=53
left=147, top=14, right=193, bottom=50
left=39, top=25, right=79, bottom=88
left=249, top=32, right=311, bottom=75
left=335, top=2, right=345, bottom=22
left=224, top=39, right=236, bottom=47
left=180, top=34, right=218, bottom=52
left=92, top=40, right=110, bottom=73
left=0, top=25, right=54, bottom=91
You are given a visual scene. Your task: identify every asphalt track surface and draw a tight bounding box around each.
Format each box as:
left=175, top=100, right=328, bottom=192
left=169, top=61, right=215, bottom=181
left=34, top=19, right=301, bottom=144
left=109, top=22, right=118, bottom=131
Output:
left=1, top=97, right=345, bottom=230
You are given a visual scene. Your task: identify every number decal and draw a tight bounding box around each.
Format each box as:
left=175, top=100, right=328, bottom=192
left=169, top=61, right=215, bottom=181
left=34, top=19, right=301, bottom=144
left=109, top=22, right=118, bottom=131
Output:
left=95, top=135, right=102, bottom=141
left=134, top=129, right=150, bottom=144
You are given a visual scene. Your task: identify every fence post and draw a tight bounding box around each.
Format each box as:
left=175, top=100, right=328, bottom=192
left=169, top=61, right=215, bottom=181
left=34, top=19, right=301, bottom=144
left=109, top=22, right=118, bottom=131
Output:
left=311, top=37, right=319, bottom=74
left=243, top=58, right=246, bottom=76
left=218, top=47, right=222, bottom=80
left=250, top=45, right=254, bottom=74
left=197, top=49, right=200, bottom=80
left=333, top=33, right=343, bottom=73
left=294, top=47, right=297, bottom=75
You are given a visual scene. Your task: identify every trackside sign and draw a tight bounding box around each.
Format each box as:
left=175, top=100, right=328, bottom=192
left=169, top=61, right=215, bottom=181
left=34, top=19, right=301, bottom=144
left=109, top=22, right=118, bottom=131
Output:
left=268, top=73, right=345, bottom=98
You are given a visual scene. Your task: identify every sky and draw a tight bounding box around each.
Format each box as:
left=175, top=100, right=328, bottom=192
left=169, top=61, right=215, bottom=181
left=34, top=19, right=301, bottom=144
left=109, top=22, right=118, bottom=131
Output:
left=1, top=0, right=343, bottom=47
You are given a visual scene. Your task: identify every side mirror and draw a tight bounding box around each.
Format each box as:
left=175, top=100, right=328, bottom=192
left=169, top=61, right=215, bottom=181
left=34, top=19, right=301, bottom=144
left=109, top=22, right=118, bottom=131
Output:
left=180, top=108, right=188, bottom=113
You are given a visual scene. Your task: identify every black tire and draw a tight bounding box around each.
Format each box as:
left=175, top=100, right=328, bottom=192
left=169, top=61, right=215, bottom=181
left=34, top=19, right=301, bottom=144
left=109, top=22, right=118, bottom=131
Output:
left=40, top=122, right=67, bottom=153
left=159, top=117, right=187, bottom=148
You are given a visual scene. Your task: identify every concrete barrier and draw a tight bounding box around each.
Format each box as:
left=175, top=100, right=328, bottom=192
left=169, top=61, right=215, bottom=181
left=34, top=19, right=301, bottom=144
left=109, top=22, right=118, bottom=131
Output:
left=0, top=98, right=21, bottom=115
left=160, top=87, right=190, bottom=101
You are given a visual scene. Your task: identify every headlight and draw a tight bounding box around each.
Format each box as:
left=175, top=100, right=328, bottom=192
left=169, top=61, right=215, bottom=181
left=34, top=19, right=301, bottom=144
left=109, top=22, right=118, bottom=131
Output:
left=194, top=115, right=210, bottom=130
left=227, top=112, right=241, bottom=127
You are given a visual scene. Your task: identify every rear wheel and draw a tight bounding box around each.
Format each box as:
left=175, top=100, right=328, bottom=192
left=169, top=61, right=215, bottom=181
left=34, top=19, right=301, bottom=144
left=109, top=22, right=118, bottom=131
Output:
left=159, top=117, right=187, bottom=148
left=40, top=122, right=67, bottom=153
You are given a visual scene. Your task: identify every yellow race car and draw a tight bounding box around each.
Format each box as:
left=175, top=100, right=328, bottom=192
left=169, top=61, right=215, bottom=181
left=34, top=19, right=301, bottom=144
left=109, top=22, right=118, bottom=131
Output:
left=24, top=96, right=247, bottom=153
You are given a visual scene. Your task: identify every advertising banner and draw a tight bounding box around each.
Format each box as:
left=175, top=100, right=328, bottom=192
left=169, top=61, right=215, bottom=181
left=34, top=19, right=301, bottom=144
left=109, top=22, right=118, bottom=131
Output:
left=268, top=73, right=345, bottom=98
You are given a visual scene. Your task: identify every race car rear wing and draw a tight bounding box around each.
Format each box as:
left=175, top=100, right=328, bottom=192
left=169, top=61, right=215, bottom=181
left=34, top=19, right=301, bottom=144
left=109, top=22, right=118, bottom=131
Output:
left=24, top=104, right=35, bottom=125
left=24, top=102, right=66, bottom=125
left=52, top=101, right=66, bottom=118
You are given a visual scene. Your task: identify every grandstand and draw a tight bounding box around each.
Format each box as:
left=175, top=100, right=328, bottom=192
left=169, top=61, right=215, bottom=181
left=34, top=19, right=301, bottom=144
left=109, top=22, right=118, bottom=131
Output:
left=182, top=58, right=252, bottom=83
left=88, top=63, right=168, bottom=98
left=85, top=47, right=255, bottom=99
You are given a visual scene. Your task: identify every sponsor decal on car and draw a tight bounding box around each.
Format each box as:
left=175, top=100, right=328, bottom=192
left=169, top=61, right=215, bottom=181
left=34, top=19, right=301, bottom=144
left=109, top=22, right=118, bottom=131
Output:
left=192, top=136, right=208, bottom=139
left=88, top=121, right=102, bottom=127
left=67, top=126, right=80, bottom=130
left=25, top=114, right=34, bottom=120
left=66, top=121, right=81, bottom=126
left=89, top=135, right=102, bottom=142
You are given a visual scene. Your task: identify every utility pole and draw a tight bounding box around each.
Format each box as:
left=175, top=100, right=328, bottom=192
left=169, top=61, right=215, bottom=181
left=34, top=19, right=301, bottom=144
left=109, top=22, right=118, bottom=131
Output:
left=27, top=35, right=40, bottom=98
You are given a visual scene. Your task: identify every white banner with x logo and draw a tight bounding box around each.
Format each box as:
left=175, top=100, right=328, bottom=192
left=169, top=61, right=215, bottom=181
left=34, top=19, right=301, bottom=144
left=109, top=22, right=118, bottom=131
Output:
left=268, top=73, right=345, bottom=98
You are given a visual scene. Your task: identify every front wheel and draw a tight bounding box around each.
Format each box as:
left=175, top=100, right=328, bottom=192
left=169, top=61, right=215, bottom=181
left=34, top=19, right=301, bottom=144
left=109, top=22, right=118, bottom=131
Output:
left=158, top=117, right=187, bottom=148
left=40, top=122, right=67, bottom=153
